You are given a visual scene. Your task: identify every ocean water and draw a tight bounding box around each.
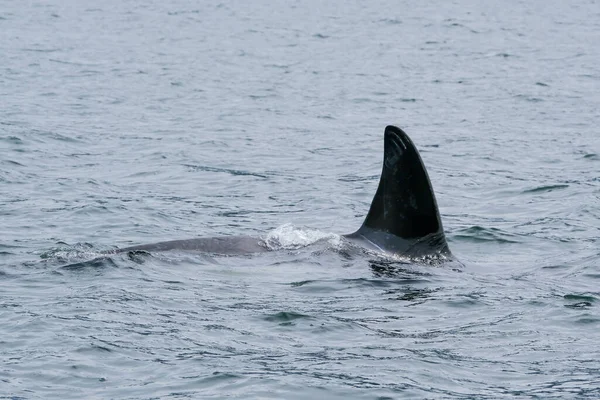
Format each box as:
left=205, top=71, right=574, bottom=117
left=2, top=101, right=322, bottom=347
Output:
left=1, top=0, right=599, bottom=398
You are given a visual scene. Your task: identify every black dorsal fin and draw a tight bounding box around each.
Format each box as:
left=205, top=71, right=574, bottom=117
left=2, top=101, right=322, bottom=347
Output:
left=350, top=126, right=450, bottom=256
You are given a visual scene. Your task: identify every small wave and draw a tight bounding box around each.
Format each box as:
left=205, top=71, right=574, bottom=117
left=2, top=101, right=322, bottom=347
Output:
left=1, top=136, right=24, bottom=144
left=396, top=98, right=417, bottom=102
left=380, top=18, right=402, bottom=25
left=262, top=224, right=340, bottom=250
left=21, top=48, right=61, bottom=53
left=60, top=256, right=118, bottom=271
left=48, top=58, right=98, bottom=67
left=514, top=94, right=543, bottom=102
left=452, top=226, right=520, bottom=244
left=564, top=293, right=597, bottom=303
left=183, top=164, right=268, bottom=179
left=563, top=293, right=598, bottom=310
left=263, top=311, right=312, bottom=323
left=4, top=159, right=25, bottom=166
left=522, top=184, right=569, bottom=193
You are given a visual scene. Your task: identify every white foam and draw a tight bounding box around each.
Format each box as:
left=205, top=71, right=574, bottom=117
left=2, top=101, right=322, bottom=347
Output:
left=262, top=223, right=341, bottom=251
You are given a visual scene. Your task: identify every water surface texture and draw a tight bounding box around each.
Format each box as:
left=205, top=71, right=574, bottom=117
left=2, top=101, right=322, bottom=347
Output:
left=1, top=1, right=600, bottom=398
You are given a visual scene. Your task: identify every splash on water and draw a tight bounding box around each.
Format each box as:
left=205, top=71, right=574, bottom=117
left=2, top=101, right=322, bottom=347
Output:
left=262, top=223, right=341, bottom=250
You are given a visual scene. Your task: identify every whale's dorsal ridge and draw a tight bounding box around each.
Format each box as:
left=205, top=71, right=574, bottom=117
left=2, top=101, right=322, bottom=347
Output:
left=346, top=125, right=451, bottom=257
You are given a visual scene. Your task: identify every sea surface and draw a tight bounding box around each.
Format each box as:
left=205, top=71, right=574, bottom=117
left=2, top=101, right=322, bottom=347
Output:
left=1, top=0, right=599, bottom=398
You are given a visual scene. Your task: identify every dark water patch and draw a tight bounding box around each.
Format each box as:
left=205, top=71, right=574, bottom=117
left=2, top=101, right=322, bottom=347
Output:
left=75, top=344, right=113, bottom=354
left=444, top=293, right=487, bottom=308
left=396, top=98, right=417, bottom=102
left=385, top=287, right=438, bottom=303
left=352, top=98, right=374, bottom=103
left=167, top=9, right=202, bottom=16
left=195, top=371, right=242, bottom=385
left=453, top=226, right=520, bottom=244
left=125, top=170, right=161, bottom=178
left=59, top=256, right=118, bottom=271
left=204, top=324, right=238, bottom=332
left=122, top=250, right=158, bottom=265
left=290, top=280, right=315, bottom=287
left=564, top=294, right=597, bottom=303
left=264, top=63, right=291, bottom=70
left=0, top=269, right=13, bottom=278
left=369, top=260, right=433, bottom=279
left=563, top=293, right=598, bottom=310
left=162, top=280, right=183, bottom=285
left=249, top=93, right=276, bottom=100
left=523, top=184, right=569, bottom=193
left=1, top=136, right=24, bottom=145
left=535, top=81, right=549, bottom=87
left=308, top=147, right=333, bottom=154
left=21, top=48, right=61, bottom=53
left=2, top=159, right=25, bottom=167
left=380, top=18, right=402, bottom=25
left=343, top=277, right=422, bottom=288
left=565, top=302, right=593, bottom=309
left=514, top=94, right=544, bottom=102
left=574, top=317, right=600, bottom=324
left=313, top=33, right=329, bottom=39
left=65, top=153, right=97, bottom=159
left=542, top=264, right=569, bottom=270
left=263, top=311, right=312, bottom=323
left=583, top=153, right=598, bottom=160
left=287, top=280, right=335, bottom=294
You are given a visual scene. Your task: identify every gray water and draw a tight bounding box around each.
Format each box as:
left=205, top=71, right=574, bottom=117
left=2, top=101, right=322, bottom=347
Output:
left=2, top=0, right=600, bottom=398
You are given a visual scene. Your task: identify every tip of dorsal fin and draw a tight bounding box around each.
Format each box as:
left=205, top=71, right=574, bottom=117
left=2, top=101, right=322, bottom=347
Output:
left=352, top=125, right=450, bottom=256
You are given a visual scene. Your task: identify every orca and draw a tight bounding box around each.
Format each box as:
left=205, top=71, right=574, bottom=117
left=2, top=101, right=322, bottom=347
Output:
left=113, top=125, right=452, bottom=260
